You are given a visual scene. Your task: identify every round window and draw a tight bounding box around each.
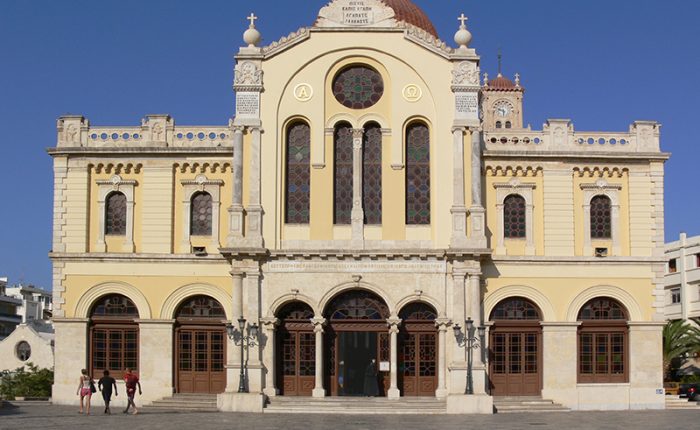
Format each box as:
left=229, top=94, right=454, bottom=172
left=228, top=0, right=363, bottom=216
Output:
left=332, top=66, right=384, bottom=109
left=16, top=341, right=31, bottom=362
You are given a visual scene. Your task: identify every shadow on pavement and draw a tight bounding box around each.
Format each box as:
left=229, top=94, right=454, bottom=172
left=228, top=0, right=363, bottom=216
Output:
left=0, top=401, right=24, bottom=416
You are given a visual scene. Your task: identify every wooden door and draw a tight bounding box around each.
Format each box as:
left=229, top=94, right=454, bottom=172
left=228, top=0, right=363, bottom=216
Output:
left=399, top=330, right=438, bottom=396
left=278, top=329, right=315, bottom=396
left=176, top=328, right=226, bottom=394
left=489, top=328, right=541, bottom=396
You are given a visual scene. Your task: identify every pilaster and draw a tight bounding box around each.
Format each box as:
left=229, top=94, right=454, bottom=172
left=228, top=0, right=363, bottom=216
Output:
left=351, top=128, right=365, bottom=248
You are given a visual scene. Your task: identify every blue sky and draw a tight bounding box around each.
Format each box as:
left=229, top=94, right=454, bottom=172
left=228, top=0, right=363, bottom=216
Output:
left=0, top=0, right=698, bottom=289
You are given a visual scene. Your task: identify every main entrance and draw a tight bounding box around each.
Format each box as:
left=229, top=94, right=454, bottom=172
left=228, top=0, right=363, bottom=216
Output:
left=488, top=297, right=542, bottom=397
left=175, top=295, right=227, bottom=394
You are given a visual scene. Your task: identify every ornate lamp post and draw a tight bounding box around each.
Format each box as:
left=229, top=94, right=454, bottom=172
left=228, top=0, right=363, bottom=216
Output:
left=453, top=317, right=486, bottom=395
left=226, top=317, right=259, bottom=393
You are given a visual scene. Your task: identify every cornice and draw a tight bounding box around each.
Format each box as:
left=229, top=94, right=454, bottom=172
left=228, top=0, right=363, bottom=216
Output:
left=47, top=147, right=233, bottom=156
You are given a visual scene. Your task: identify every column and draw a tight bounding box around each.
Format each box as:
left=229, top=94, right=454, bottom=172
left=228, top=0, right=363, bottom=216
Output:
left=351, top=128, right=364, bottom=247
left=312, top=318, right=326, bottom=397
left=260, top=317, right=279, bottom=397
left=450, top=127, right=468, bottom=247
left=227, top=126, right=245, bottom=245
left=467, top=273, right=483, bottom=368
left=387, top=318, right=401, bottom=399
left=245, top=127, right=264, bottom=247
left=435, top=318, right=450, bottom=398
left=469, top=128, right=486, bottom=243
left=228, top=270, right=244, bottom=380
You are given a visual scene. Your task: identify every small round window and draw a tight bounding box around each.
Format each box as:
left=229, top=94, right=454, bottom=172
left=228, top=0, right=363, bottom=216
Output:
left=332, top=66, right=384, bottom=109
left=16, top=341, right=31, bottom=362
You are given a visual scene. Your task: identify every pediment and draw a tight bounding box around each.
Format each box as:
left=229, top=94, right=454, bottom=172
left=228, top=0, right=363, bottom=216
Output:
left=316, top=0, right=398, bottom=30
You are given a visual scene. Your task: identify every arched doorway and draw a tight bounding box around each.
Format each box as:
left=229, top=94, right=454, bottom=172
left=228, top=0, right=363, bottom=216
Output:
left=175, top=295, right=227, bottom=394
left=89, top=294, right=139, bottom=379
left=489, top=297, right=542, bottom=396
left=276, top=301, right=315, bottom=396
left=398, top=302, right=438, bottom=396
left=324, top=290, right=390, bottom=397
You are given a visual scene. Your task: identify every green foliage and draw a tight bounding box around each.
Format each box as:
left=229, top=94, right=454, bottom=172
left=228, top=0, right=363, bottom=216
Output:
left=663, top=319, right=700, bottom=381
left=680, top=374, right=700, bottom=384
left=0, top=363, right=53, bottom=400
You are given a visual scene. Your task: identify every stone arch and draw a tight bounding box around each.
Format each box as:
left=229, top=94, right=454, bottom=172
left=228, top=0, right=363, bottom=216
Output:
left=160, top=283, right=232, bottom=320
left=395, top=293, right=442, bottom=319
left=318, top=281, right=394, bottom=318
left=484, top=285, right=556, bottom=322
left=75, top=281, right=151, bottom=319
left=566, top=285, right=642, bottom=322
left=325, top=113, right=359, bottom=129
left=358, top=113, right=389, bottom=129
left=268, top=293, right=320, bottom=319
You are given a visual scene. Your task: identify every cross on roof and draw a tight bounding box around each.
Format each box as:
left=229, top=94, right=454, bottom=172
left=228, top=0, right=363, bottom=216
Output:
left=458, top=13, right=468, bottom=27
left=247, top=13, right=258, bottom=27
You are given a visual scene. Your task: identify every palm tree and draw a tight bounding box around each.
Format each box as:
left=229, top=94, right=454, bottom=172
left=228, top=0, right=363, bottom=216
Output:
left=663, top=319, right=700, bottom=381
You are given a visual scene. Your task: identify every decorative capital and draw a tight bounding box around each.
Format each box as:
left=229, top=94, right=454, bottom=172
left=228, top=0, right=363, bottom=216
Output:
left=311, top=317, right=327, bottom=333
left=234, top=61, right=263, bottom=89
left=435, top=317, right=452, bottom=330
left=259, top=317, right=279, bottom=328
left=352, top=128, right=365, bottom=140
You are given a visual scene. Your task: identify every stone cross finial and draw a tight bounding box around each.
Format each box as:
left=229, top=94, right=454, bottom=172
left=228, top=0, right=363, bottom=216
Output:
left=458, top=13, right=468, bottom=28
left=515, top=73, right=521, bottom=87
left=247, top=13, right=258, bottom=28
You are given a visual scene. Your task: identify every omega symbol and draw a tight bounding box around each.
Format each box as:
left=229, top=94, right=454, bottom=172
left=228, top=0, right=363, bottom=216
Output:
left=402, top=84, right=422, bottom=102
left=294, top=83, right=313, bottom=102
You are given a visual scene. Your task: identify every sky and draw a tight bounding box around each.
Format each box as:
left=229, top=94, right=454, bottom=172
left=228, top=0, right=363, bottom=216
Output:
left=0, top=0, right=698, bottom=290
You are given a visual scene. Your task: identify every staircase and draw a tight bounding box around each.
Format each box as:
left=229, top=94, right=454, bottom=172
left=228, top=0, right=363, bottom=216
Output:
left=265, top=396, right=446, bottom=415
left=665, top=395, right=700, bottom=410
left=493, top=396, right=570, bottom=413
left=143, top=394, right=218, bottom=412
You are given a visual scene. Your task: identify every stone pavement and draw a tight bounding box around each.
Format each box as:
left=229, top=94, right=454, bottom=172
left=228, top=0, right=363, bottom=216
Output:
left=0, top=403, right=697, bottom=430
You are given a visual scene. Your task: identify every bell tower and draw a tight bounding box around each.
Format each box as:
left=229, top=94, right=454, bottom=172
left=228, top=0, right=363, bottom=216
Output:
left=481, top=53, right=525, bottom=130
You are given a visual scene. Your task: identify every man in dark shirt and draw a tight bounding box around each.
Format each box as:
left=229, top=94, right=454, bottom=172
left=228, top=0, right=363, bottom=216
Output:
left=98, top=370, right=118, bottom=415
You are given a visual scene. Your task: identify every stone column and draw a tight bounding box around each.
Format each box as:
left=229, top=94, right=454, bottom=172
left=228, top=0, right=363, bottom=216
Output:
left=467, top=273, right=484, bottom=368
left=227, top=270, right=244, bottom=386
left=469, top=128, right=486, bottom=245
left=245, top=127, right=264, bottom=247
left=351, top=128, right=365, bottom=247
left=260, top=317, right=279, bottom=397
left=227, top=126, right=245, bottom=245
left=387, top=317, right=401, bottom=399
left=137, top=320, right=175, bottom=404
left=312, top=318, right=327, bottom=398
left=449, top=272, right=468, bottom=394
left=450, top=127, right=468, bottom=247
left=435, top=318, right=451, bottom=399
left=51, top=318, right=89, bottom=406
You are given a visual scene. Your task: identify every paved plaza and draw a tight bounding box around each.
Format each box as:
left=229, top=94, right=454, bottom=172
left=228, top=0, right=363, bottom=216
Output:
left=0, top=404, right=697, bottom=430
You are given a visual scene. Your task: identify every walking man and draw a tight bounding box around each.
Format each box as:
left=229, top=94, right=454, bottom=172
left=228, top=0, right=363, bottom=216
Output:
left=123, top=368, right=142, bottom=415
left=98, top=370, right=118, bottom=414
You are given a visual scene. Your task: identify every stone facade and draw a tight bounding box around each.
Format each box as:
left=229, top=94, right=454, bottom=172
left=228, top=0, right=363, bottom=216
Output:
left=49, top=0, right=668, bottom=412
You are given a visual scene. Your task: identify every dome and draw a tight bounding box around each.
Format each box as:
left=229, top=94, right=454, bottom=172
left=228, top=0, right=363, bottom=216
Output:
left=382, top=0, right=438, bottom=38
left=485, top=74, right=523, bottom=91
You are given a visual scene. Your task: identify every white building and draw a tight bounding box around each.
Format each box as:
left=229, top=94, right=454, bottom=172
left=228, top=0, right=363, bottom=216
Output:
left=665, top=233, right=700, bottom=321
left=5, top=284, right=53, bottom=324
left=0, top=278, right=22, bottom=341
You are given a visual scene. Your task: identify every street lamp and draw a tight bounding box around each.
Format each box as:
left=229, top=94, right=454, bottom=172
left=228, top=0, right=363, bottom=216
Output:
left=226, top=317, right=259, bottom=393
left=453, top=317, right=486, bottom=395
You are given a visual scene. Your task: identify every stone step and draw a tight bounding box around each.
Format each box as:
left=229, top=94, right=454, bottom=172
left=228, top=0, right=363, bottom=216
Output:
left=143, top=394, right=219, bottom=412
left=265, top=397, right=446, bottom=414
left=665, top=396, right=700, bottom=409
left=493, top=397, right=570, bottom=413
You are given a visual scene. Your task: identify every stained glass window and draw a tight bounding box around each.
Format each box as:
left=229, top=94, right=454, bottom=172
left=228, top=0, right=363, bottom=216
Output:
left=334, top=123, right=353, bottom=225
left=399, top=302, right=437, bottom=321
left=326, top=290, right=389, bottom=321
left=278, top=301, right=315, bottom=321
left=190, top=192, right=212, bottom=236
left=578, top=297, right=628, bottom=383
left=578, top=298, right=627, bottom=320
left=90, top=294, right=139, bottom=318
left=105, top=192, right=127, bottom=235
left=332, top=66, right=384, bottom=109
left=176, top=295, right=226, bottom=319
left=503, top=194, right=526, bottom=238
left=406, top=123, right=430, bottom=225
left=363, top=123, right=382, bottom=225
left=490, top=298, right=541, bottom=321
left=590, top=195, right=612, bottom=239
left=285, top=122, right=311, bottom=224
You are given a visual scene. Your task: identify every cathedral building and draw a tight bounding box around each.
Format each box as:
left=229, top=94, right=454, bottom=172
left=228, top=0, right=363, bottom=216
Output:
left=49, top=0, right=668, bottom=413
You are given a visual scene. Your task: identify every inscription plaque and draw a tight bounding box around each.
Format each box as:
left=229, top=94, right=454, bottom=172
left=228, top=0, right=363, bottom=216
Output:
left=455, top=92, right=479, bottom=121
left=236, top=92, right=260, bottom=119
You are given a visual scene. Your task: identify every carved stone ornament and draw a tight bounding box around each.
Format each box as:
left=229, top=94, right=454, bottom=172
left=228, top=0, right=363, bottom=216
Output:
left=452, top=61, right=480, bottom=86
left=234, top=61, right=263, bottom=87
left=316, top=0, right=397, bottom=29
left=65, top=124, right=79, bottom=144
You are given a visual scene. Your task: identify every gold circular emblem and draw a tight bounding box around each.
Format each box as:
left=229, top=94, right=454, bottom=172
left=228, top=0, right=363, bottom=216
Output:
left=402, top=84, right=422, bottom=102
left=294, top=83, right=313, bottom=102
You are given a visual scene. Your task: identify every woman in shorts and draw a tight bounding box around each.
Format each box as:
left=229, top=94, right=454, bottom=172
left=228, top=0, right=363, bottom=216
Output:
left=76, top=368, right=93, bottom=415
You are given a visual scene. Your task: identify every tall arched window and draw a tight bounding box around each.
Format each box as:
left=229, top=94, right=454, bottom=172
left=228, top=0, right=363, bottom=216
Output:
left=285, top=122, right=311, bottom=224
left=190, top=192, right=212, bottom=236
left=406, top=122, right=431, bottom=225
left=503, top=194, right=526, bottom=239
left=578, top=297, right=628, bottom=383
left=363, top=122, right=382, bottom=225
left=590, top=195, right=612, bottom=239
left=334, top=122, right=353, bottom=225
left=90, top=294, right=139, bottom=378
left=105, top=192, right=127, bottom=235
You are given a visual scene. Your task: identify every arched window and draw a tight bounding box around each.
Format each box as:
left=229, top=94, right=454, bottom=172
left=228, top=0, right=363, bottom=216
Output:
left=176, top=295, right=226, bottom=320
left=190, top=192, right=212, bottom=236
left=490, top=297, right=541, bottom=321
left=334, top=123, right=353, bottom=225
left=325, top=290, right=390, bottom=321
left=577, top=297, right=628, bottom=383
left=406, top=122, right=431, bottom=225
left=505, top=121, right=512, bottom=129
left=496, top=121, right=502, bottom=129
left=399, top=302, right=438, bottom=321
left=90, top=294, right=139, bottom=378
left=363, top=122, right=382, bottom=225
left=503, top=194, right=526, bottom=239
left=590, top=195, right=612, bottom=239
left=105, top=192, right=127, bottom=235
left=285, top=122, right=311, bottom=224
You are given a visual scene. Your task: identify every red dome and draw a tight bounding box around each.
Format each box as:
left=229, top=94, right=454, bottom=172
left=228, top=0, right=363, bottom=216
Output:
left=382, top=0, right=438, bottom=38
left=485, top=74, right=522, bottom=91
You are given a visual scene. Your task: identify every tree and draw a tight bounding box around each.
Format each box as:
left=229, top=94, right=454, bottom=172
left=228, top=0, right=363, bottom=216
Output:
left=0, top=364, right=54, bottom=400
left=663, top=319, right=700, bottom=381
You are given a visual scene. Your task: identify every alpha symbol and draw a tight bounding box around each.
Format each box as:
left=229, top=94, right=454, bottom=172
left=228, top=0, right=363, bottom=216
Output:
left=294, top=83, right=313, bottom=102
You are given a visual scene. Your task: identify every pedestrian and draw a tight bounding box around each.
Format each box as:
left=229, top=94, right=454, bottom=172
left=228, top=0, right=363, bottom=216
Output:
left=363, top=359, right=379, bottom=397
left=76, top=368, right=94, bottom=415
left=98, top=370, right=118, bottom=414
left=123, top=368, right=142, bottom=415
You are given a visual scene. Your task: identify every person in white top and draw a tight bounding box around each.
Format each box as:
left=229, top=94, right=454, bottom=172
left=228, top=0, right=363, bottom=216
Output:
left=76, top=368, right=93, bottom=415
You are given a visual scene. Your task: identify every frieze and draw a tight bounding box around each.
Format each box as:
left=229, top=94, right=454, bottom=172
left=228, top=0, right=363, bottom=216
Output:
left=266, top=261, right=447, bottom=274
